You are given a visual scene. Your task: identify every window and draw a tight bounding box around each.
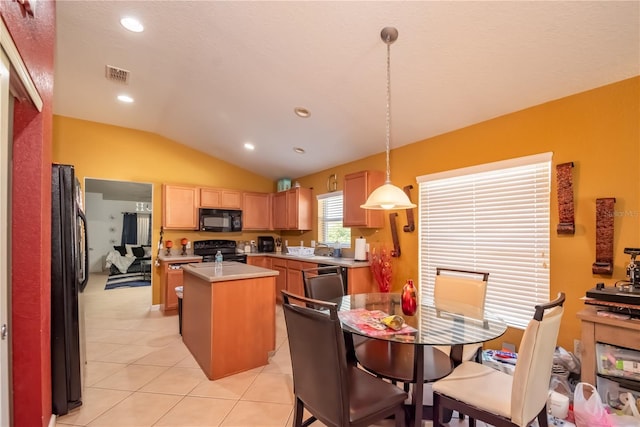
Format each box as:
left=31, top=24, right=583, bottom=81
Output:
left=317, top=191, right=351, bottom=247
left=417, top=152, right=551, bottom=329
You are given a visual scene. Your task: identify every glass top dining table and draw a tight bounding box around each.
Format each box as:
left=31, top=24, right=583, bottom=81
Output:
left=331, top=293, right=508, bottom=425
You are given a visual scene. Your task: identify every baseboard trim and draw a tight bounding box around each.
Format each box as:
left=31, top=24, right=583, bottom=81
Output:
left=48, top=414, right=56, bottom=427
left=150, top=304, right=161, bottom=311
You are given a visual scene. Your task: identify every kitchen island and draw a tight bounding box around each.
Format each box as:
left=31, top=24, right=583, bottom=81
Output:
left=181, top=261, right=279, bottom=380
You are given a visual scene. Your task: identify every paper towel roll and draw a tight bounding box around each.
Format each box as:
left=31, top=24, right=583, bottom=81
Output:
left=354, top=237, right=367, bottom=261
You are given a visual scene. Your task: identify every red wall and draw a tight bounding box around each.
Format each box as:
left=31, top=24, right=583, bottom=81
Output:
left=0, top=1, right=55, bottom=426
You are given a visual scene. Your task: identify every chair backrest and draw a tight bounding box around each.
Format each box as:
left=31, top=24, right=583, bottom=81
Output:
left=281, top=290, right=349, bottom=426
left=434, top=268, right=489, bottom=319
left=510, top=292, right=565, bottom=426
left=302, top=266, right=345, bottom=301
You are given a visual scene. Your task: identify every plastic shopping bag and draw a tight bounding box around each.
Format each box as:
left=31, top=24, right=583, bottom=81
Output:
left=609, top=392, right=640, bottom=427
left=574, top=382, right=614, bottom=427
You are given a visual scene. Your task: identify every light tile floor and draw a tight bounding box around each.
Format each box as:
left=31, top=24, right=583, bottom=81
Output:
left=55, top=273, right=487, bottom=427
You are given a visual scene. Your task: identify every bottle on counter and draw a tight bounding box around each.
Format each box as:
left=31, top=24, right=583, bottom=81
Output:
left=215, top=250, right=223, bottom=269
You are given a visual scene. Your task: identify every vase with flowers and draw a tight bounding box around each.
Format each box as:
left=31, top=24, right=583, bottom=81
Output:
left=369, top=245, right=392, bottom=292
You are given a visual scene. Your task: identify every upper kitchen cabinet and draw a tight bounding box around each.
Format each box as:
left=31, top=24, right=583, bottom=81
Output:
left=200, top=187, right=242, bottom=209
left=243, top=192, right=272, bottom=230
left=273, top=187, right=312, bottom=230
left=343, top=170, right=385, bottom=228
left=162, top=184, right=199, bottom=229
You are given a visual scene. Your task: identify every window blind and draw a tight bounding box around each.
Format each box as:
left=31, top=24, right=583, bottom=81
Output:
left=417, top=153, right=552, bottom=329
left=317, top=191, right=351, bottom=246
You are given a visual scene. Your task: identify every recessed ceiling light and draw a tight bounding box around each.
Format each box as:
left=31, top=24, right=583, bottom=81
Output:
left=294, top=107, right=310, bottom=118
left=293, top=147, right=305, bottom=154
left=244, top=143, right=255, bottom=151
left=117, top=94, right=134, bottom=103
left=120, top=17, right=144, bottom=33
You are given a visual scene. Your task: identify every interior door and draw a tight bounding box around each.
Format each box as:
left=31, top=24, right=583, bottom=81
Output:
left=0, top=46, right=13, bottom=427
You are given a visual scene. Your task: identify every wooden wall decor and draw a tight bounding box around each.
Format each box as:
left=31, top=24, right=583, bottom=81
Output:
left=389, top=212, right=401, bottom=257
left=592, top=197, right=616, bottom=275
left=556, top=162, right=576, bottom=235
left=403, top=185, right=415, bottom=232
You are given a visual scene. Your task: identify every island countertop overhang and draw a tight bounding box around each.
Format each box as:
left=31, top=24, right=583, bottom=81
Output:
left=182, top=261, right=279, bottom=282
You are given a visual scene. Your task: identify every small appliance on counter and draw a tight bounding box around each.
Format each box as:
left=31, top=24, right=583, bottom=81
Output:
left=258, top=236, right=275, bottom=253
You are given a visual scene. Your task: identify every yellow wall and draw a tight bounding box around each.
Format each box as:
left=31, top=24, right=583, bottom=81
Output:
left=53, top=77, right=639, bottom=351
left=52, top=116, right=277, bottom=304
left=294, top=76, right=640, bottom=351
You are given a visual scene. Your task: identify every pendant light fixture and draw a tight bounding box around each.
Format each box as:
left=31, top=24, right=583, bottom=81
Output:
left=361, top=27, right=416, bottom=210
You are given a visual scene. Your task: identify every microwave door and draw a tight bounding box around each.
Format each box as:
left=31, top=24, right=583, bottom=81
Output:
left=203, top=216, right=230, bottom=231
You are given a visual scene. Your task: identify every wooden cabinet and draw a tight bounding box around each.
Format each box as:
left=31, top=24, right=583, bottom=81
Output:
left=200, top=187, right=242, bottom=209
left=347, top=267, right=377, bottom=294
left=272, top=258, right=288, bottom=303
left=243, top=192, right=272, bottom=230
left=272, top=187, right=312, bottom=230
left=247, top=255, right=272, bottom=269
left=160, top=258, right=201, bottom=313
left=286, top=259, right=317, bottom=297
left=272, top=192, right=288, bottom=230
left=343, top=170, right=385, bottom=228
left=577, top=306, right=640, bottom=386
left=162, top=184, right=199, bottom=229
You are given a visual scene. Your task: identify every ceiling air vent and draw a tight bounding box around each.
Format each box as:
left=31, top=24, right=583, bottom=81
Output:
left=105, top=65, right=130, bottom=84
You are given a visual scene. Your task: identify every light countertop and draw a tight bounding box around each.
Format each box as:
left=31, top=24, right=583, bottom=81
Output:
left=158, top=254, right=203, bottom=263
left=182, top=261, right=279, bottom=282
left=246, top=252, right=370, bottom=268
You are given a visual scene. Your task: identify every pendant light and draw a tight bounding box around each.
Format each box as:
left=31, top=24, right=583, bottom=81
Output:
left=361, top=27, right=416, bottom=210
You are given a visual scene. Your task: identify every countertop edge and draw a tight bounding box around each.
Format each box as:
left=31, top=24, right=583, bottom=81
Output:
left=245, top=252, right=370, bottom=268
left=182, top=262, right=279, bottom=283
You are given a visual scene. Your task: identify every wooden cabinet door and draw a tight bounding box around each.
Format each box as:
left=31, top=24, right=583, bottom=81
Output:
left=343, top=171, right=384, bottom=228
left=285, top=188, right=312, bottom=230
left=243, top=192, right=272, bottom=230
left=272, top=259, right=287, bottom=303
left=272, top=192, right=288, bottom=229
left=287, top=268, right=304, bottom=297
left=165, top=269, right=183, bottom=311
left=200, top=188, right=242, bottom=209
left=162, top=184, right=199, bottom=229
left=247, top=256, right=271, bottom=269
left=347, top=267, right=376, bottom=294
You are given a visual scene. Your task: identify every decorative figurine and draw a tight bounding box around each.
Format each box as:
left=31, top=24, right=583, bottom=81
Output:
left=165, top=240, right=173, bottom=256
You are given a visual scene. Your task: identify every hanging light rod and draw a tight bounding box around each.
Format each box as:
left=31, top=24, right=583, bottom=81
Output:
left=361, top=27, right=416, bottom=210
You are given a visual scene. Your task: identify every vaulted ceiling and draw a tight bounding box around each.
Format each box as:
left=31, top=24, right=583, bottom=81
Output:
left=54, top=1, right=639, bottom=180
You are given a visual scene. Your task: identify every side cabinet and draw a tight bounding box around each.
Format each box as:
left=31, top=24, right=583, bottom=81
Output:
left=160, top=259, right=201, bottom=313
left=271, top=258, right=288, bottom=303
left=243, top=192, right=272, bottom=230
left=343, top=170, right=385, bottom=228
left=162, top=184, right=199, bottom=229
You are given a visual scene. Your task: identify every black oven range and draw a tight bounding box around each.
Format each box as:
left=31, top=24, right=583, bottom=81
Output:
left=193, top=239, right=247, bottom=263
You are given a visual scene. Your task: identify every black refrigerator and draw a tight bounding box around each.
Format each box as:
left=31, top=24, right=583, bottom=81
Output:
left=51, top=164, right=88, bottom=415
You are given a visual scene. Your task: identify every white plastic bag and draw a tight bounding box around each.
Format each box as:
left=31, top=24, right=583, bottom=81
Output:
left=574, top=382, right=614, bottom=427
left=609, top=392, right=640, bottom=427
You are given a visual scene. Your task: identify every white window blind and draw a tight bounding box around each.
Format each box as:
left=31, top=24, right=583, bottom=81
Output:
left=317, top=191, right=351, bottom=247
left=417, top=153, right=552, bottom=329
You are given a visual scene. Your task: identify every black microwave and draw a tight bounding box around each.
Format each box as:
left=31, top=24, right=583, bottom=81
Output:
left=199, top=208, right=242, bottom=232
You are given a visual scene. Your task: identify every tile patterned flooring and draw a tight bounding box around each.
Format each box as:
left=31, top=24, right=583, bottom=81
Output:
left=55, top=273, right=486, bottom=427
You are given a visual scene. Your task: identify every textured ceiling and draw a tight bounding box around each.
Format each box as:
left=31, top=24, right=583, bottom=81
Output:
left=54, top=1, right=640, bottom=180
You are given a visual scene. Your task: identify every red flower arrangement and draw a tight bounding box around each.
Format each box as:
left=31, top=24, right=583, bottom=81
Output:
left=369, top=245, right=392, bottom=292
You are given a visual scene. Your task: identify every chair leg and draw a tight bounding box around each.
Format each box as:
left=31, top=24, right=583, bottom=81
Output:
left=293, top=398, right=304, bottom=427
left=394, top=405, right=405, bottom=427
left=537, top=405, right=548, bottom=427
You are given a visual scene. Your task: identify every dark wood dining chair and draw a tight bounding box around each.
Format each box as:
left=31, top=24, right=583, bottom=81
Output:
left=281, top=290, right=408, bottom=427
left=301, top=265, right=363, bottom=364
left=432, top=293, right=566, bottom=427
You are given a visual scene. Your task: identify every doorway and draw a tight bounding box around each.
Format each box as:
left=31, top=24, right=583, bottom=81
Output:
left=83, top=178, right=153, bottom=293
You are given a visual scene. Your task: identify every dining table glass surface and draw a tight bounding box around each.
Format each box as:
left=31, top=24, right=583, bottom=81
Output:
left=332, top=292, right=507, bottom=348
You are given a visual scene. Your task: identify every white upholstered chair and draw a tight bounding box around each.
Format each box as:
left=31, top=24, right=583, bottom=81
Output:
left=433, top=267, right=489, bottom=362
left=432, top=293, right=565, bottom=427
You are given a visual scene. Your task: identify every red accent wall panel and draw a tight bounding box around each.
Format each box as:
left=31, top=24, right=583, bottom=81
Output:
left=0, top=1, right=55, bottom=426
